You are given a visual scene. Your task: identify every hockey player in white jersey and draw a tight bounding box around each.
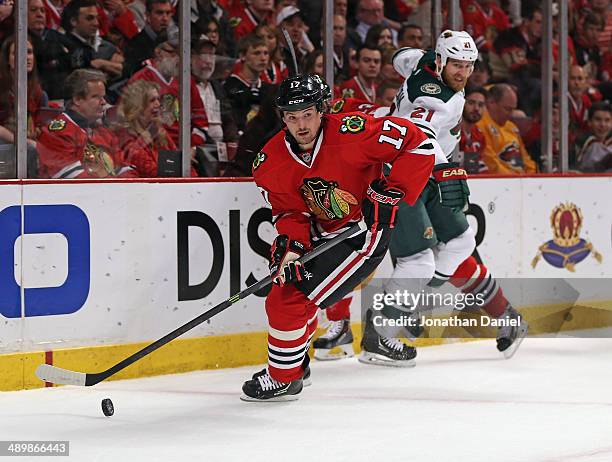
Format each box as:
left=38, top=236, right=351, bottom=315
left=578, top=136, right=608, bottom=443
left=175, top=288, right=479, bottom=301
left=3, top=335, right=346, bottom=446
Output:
left=358, top=30, right=528, bottom=366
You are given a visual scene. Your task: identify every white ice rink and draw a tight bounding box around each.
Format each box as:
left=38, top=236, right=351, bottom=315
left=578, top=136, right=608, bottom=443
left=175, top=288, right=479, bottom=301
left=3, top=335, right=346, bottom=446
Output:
left=2, top=337, right=612, bottom=462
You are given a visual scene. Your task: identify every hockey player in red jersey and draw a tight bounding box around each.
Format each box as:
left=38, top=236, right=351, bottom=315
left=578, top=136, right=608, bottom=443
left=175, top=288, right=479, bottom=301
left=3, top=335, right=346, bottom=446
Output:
left=240, top=73, right=440, bottom=401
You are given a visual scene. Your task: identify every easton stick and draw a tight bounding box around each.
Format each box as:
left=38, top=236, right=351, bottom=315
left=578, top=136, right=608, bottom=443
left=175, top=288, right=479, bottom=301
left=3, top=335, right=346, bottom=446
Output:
left=36, top=222, right=366, bottom=387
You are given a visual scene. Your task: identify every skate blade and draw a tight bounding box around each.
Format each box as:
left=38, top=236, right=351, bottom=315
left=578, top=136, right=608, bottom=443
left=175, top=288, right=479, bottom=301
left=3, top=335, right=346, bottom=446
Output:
left=500, top=321, right=529, bottom=360
left=314, top=344, right=355, bottom=361
left=240, top=393, right=301, bottom=402
left=303, top=377, right=312, bottom=387
left=358, top=351, right=416, bottom=368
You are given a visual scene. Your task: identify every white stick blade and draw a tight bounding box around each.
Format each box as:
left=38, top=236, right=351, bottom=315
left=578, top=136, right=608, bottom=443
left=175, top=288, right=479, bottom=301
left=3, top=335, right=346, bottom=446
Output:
left=35, top=364, right=87, bottom=386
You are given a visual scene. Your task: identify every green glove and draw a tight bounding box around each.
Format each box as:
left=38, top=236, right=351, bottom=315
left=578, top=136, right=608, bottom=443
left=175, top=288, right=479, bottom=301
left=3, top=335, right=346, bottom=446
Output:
left=432, top=162, right=470, bottom=211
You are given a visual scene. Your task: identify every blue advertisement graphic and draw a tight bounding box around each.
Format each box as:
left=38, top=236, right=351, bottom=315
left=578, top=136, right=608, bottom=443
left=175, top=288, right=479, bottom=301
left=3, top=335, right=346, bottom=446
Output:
left=0, top=205, right=90, bottom=318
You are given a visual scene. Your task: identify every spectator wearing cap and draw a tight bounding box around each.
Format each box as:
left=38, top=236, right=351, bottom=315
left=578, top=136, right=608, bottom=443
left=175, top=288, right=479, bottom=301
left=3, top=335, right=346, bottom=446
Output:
left=398, top=23, right=423, bottom=49
left=124, top=0, right=175, bottom=78
left=127, top=32, right=180, bottom=144
left=339, top=44, right=381, bottom=103
left=476, top=84, right=536, bottom=174
left=460, top=86, right=488, bottom=174
left=572, top=102, right=612, bottom=172
left=37, top=69, right=137, bottom=178
left=224, top=34, right=275, bottom=134
left=229, top=0, right=275, bottom=42
left=58, top=0, right=124, bottom=90
left=277, top=5, right=314, bottom=65
left=191, top=34, right=238, bottom=157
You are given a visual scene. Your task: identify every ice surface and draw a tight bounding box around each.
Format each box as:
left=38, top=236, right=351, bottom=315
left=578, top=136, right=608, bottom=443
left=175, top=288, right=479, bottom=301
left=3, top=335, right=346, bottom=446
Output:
left=2, top=338, right=612, bottom=462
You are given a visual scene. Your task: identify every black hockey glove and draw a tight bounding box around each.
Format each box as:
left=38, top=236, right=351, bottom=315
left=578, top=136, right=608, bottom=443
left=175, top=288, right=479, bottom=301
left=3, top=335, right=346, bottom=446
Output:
left=432, top=162, right=470, bottom=211
left=361, top=178, right=405, bottom=231
left=269, top=235, right=307, bottom=286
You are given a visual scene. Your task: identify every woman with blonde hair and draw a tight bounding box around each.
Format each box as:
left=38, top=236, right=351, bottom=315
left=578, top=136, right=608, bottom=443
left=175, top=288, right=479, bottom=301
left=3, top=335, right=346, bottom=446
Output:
left=116, top=80, right=196, bottom=177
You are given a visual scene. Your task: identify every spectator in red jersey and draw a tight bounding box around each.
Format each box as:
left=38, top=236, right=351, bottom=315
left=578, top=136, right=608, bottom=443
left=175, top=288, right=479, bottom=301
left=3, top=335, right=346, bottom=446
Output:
left=572, top=102, right=612, bottom=172
left=461, top=0, right=510, bottom=51
left=254, top=23, right=288, bottom=85
left=115, top=79, right=191, bottom=177
left=229, top=0, right=275, bottom=42
left=42, top=0, right=68, bottom=31
left=37, top=69, right=137, bottom=178
left=339, top=44, right=381, bottom=103
left=190, top=34, right=238, bottom=163
left=460, top=86, right=488, bottom=174
left=124, top=0, right=174, bottom=78
left=398, top=23, right=423, bottom=49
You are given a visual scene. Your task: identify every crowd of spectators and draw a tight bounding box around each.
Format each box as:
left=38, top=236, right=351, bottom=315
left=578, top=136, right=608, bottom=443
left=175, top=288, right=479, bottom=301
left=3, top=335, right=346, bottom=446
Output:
left=0, top=0, right=610, bottom=179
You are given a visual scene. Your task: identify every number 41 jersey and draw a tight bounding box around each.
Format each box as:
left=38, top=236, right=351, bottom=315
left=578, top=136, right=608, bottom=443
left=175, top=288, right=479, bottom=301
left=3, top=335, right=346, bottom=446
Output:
left=392, top=50, right=465, bottom=160
left=253, top=112, right=437, bottom=245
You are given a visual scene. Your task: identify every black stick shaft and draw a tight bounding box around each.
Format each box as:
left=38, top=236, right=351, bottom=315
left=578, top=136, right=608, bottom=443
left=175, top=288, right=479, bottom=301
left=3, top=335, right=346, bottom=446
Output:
left=86, top=223, right=363, bottom=385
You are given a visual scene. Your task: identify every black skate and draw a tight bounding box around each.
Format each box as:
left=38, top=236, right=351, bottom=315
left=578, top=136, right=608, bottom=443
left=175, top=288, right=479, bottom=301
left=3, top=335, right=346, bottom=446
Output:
left=313, top=318, right=355, bottom=360
left=358, top=312, right=416, bottom=367
left=252, top=366, right=311, bottom=387
left=241, top=370, right=303, bottom=402
left=496, top=305, right=529, bottom=359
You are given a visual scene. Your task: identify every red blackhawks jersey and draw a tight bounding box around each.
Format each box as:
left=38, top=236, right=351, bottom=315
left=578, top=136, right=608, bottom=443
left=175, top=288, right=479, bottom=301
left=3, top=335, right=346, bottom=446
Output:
left=329, top=97, right=382, bottom=115
left=339, top=76, right=378, bottom=103
left=253, top=112, right=436, bottom=245
left=37, top=111, right=137, bottom=179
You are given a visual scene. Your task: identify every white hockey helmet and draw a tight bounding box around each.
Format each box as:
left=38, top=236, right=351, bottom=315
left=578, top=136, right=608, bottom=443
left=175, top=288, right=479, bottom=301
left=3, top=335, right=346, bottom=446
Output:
left=435, top=30, right=478, bottom=74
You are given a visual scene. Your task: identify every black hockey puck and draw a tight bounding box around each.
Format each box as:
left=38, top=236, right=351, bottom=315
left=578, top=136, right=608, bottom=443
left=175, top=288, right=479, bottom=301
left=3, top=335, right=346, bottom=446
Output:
left=101, top=398, right=114, bottom=417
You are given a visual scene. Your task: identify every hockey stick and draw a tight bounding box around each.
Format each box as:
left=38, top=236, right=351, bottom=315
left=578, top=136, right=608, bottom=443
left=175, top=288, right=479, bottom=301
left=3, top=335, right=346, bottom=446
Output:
left=281, top=28, right=299, bottom=76
left=36, top=221, right=367, bottom=387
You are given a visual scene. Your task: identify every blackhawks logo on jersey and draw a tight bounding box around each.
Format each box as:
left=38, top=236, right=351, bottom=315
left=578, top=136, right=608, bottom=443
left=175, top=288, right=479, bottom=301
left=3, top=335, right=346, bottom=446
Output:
left=300, top=177, right=358, bottom=221
left=331, top=99, right=346, bottom=114
left=339, top=115, right=366, bottom=134
left=252, top=151, right=267, bottom=171
left=48, top=118, right=66, bottom=131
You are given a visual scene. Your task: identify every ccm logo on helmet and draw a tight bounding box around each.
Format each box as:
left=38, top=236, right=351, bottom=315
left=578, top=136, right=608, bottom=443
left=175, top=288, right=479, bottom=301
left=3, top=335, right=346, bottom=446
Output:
left=366, top=186, right=402, bottom=205
left=442, top=168, right=467, bottom=177
left=289, top=99, right=305, bottom=104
